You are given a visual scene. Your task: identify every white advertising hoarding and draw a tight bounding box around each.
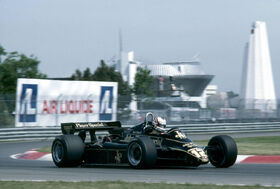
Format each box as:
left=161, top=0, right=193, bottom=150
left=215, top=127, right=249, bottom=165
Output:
left=15, top=78, right=118, bottom=127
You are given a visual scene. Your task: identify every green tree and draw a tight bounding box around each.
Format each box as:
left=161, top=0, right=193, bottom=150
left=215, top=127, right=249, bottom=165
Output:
left=71, top=69, right=83, bottom=80
left=0, top=45, right=6, bottom=64
left=71, top=67, right=93, bottom=81
left=92, top=60, right=131, bottom=97
left=83, top=68, right=92, bottom=81
left=0, top=51, right=47, bottom=94
left=92, top=60, right=131, bottom=110
left=70, top=60, right=132, bottom=109
left=133, top=67, right=154, bottom=98
left=0, top=45, right=47, bottom=127
left=0, top=98, right=14, bottom=127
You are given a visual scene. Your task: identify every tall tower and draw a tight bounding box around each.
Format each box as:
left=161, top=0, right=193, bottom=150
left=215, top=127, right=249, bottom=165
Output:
left=240, top=21, right=276, bottom=111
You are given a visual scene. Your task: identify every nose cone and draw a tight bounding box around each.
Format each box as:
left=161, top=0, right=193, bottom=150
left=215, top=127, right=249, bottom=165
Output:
left=188, top=147, right=209, bottom=163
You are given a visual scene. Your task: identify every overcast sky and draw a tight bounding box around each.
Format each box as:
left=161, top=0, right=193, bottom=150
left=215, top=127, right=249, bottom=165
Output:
left=1, top=0, right=280, bottom=97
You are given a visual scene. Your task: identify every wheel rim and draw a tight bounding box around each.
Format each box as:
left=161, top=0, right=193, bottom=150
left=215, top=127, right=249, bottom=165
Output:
left=128, top=142, right=142, bottom=166
left=53, top=141, right=64, bottom=163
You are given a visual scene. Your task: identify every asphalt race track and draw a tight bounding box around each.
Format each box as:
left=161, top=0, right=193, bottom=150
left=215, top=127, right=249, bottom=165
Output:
left=0, top=140, right=280, bottom=186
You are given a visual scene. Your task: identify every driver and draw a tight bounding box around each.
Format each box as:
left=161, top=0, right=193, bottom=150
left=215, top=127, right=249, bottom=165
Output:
left=143, top=115, right=167, bottom=135
left=153, top=116, right=167, bottom=134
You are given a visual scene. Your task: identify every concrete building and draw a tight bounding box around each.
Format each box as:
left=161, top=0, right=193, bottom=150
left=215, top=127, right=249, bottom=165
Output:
left=116, top=51, right=139, bottom=87
left=240, top=21, right=277, bottom=111
left=116, top=51, right=214, bottom=117
left=146, top=61, right=214, bottom=98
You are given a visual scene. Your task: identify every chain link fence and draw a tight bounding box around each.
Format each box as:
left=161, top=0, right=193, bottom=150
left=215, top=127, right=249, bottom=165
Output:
left=130, top=98, right=280, bottom=125
left=0, top=94, right=15, bottom=128
left=1, top=94, right=280, bottom=128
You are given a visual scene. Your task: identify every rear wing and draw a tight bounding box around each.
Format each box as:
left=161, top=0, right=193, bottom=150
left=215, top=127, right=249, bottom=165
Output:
left=61, top=121, right=121, bottom=134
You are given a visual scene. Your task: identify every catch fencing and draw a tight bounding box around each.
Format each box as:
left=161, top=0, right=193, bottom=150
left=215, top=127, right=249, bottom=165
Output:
left=1, top=122, right=280, bottom=141
left=1, top=94, right=280, bottom=128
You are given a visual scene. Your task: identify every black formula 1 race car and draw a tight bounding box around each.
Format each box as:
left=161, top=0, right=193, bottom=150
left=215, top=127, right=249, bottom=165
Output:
left=52, top=113, right=238, bottom=168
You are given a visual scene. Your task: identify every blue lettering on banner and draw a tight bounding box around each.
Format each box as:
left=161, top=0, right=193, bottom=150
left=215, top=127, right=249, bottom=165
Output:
left=99, top=86, right=113, bottom=120
left=19, top=84, right=38, bottom=122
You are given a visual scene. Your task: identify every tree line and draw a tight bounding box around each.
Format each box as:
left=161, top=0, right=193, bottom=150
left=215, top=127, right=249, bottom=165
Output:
left=0, top=44, right=153, bottom=126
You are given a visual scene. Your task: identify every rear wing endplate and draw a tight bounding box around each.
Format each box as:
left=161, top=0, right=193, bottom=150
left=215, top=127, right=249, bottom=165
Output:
left=61, top=121, right=121, bottom=134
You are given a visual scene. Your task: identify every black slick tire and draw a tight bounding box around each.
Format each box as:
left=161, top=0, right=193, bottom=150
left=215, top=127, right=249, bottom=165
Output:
left=52, top=135, right=85, bottom=167
left=207, top=135, right=238, bottom=168
left=127, top=136, right=157, bottom=169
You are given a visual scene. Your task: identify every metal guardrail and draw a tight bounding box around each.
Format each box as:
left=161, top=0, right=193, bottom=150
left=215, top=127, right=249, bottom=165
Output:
left=1, top=122, right=280, bottom=141
left=0, top=127, right=62, bottom=141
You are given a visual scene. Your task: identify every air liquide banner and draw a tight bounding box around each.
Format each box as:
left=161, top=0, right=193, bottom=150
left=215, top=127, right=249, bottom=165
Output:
left=15, top=78, right=118, bottom=127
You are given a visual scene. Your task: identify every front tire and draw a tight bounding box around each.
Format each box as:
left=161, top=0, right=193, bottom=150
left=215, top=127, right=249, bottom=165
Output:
left=127, top=136, right=157, bottom=168
left=207, top=135, right=237, bottom=168
left=52, top=135, right=85, bottom=167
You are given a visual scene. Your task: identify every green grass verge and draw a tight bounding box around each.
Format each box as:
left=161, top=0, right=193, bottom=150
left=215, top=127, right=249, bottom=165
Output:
left=38, top=136, right=280, bottom=155
left=0, top=181, right=279, bottom=189
left=235, top=136, right=280, bottom=155
left=37, top=146, right=51, bottom=153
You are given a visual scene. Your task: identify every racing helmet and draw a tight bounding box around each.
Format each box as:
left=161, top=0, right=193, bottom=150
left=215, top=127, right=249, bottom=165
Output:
left=155, top=116, right=166, bottom=128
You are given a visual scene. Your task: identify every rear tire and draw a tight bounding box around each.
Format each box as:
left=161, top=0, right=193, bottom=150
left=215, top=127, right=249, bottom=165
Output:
left=207, top=135, right=237, bottom=168
left=127, top=136, right=157, bottom=168
left=52, top=135, right=85, bottom=167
